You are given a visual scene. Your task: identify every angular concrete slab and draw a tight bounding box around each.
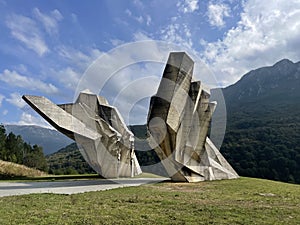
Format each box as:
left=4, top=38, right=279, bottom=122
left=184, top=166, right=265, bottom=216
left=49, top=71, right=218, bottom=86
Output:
left=147, top=52, right=239, bottom=182
left=23, top=92, right=142, bottom=178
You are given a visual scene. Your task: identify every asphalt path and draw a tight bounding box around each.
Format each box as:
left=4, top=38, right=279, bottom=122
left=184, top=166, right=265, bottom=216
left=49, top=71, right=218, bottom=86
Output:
left=0, top=177, right=169, bottom=197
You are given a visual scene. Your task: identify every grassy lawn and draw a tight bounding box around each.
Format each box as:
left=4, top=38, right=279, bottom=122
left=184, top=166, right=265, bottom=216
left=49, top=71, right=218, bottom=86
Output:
left=0, top=177, right=299, bottom=224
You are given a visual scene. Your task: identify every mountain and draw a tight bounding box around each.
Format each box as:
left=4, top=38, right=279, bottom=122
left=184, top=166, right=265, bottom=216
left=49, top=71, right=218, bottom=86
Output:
left=211, top=59, right=300, bottom=183
left=223, top=59, right=299, bottom=108
left=4, top=125, right=73, bottom=155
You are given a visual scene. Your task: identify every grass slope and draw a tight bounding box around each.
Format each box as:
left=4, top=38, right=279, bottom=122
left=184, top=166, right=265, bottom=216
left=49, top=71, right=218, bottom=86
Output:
left=0, top=177, right=299, bottom=224
left=0, top=160, right=47, bottom=179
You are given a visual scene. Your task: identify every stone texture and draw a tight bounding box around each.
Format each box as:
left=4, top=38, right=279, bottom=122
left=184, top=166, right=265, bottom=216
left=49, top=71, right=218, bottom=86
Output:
left=147, top=52, right=239, bottom=182
left=22, top=90, right=142, bottom=178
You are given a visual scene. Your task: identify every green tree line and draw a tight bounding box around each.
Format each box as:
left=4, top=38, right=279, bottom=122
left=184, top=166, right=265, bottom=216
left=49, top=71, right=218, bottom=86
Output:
left=0, top=124, right=48, bottom=172
left=220, top=107, right=300, bottom=184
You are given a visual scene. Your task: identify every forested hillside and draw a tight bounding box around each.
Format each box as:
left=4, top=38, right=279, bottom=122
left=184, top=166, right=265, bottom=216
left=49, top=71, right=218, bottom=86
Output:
left=212, top=59, right=300, bottom=183
left=0, top=124, right=48, bottom=173
left=46, top=143, right=95, bottom=175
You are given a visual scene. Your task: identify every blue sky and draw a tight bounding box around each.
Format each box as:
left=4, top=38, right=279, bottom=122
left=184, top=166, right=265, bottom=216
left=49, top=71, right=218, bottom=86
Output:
left=0, top=0, right=300, bottom=127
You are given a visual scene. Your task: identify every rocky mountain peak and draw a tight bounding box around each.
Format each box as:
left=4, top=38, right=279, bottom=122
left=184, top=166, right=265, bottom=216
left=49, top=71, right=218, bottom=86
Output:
left=219, top=58, right=300, bottom=106
left=273, top=58, right=294, bottom=67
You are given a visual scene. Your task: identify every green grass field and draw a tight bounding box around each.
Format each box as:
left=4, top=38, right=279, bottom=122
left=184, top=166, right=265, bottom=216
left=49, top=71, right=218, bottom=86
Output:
left=0, top=177, right=299, bottom=224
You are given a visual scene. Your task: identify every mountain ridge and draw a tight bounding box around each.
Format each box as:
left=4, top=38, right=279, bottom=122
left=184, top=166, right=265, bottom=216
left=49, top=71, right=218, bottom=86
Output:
left=219, top=58, right=300, bottom=112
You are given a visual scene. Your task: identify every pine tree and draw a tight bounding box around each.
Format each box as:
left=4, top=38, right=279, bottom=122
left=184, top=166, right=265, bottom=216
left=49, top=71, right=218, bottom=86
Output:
left=23, top=145, right=48, bottom=172
left=0, top=124, right=6, bottom=160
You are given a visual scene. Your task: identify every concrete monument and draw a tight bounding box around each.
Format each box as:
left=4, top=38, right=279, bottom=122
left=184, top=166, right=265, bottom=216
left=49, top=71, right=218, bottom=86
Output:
left=22, top=90, right=142, bottom=178
left=147, top=52, right=239, bottom=182
left=23, top=51, right=238, bottom=182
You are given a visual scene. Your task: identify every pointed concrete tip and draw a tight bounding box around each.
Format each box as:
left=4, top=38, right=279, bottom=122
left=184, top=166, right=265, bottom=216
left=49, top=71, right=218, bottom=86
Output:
left=80, top=89, right=93, bottom=94
left=22, top=95, right=32, bottom=101
left=169, top=51, right=193, bottom=61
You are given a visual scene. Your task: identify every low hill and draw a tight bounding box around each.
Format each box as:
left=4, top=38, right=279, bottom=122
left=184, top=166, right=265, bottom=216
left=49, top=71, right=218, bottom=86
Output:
left=46, top=143, right=95, bottom=175
left=0, top=159, right=47, bottom=178
left=1, top=177, right=299, bottom=224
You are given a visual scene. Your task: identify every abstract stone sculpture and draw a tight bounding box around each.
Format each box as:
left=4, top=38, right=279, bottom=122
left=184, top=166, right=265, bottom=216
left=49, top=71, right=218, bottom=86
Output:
left=147, top=52, right=239, bottom=182
left=22, top=90, right=142, bottom=178
left=23, top=51, right=238, bottom=182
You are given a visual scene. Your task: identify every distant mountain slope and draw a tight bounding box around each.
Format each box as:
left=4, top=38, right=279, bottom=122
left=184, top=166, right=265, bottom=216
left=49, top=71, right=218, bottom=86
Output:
left=223, top=59, right=300, bottom=106
left=211, top=59, right=300, bottom=183
left=4, top=125, right=73, bottom=155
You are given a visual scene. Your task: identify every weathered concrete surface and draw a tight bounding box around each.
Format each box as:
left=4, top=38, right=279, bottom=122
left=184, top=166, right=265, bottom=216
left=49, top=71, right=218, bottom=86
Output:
left=147, top=52, right=239, bottom=182
left=22, top=91, right=142, bottom=178
left=0, top=178, right=168, bottom=197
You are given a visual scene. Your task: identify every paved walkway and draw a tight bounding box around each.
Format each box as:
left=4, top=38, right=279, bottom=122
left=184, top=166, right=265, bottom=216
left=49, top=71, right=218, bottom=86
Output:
left=0, top=178, right=168, bottom=197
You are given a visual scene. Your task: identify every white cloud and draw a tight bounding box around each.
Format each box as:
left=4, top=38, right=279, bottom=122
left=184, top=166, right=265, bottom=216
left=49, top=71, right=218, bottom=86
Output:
left=133, top=0, right=144, bottom=9
left=6, top=93, right=26, bottom=108
left=136, top=16, right=144, bottom=24
left=177, top=0, right=199, bottom=13
left=18, top=112, right=52, bottom=129
left=0, top=69, right=58, bottom=94
left=0, top=94, right=4, bottom=107
left=125, top=9, right=132, bottom=16
left=207, top=3, right=231, bottom=27
left=57, top=46, right=91, bottom=63
left=71, top=13, right=78, bottom=23
left=202, top=0, right=300, bottom=86
left=133, top=31, right=152, bottom=41
left=53, top=46, right=103, bottom=92
left=160, top=23, right=193, bottom=49
left=56, top=45, right=102, bottom=69
left=15, top=64, right=28, bottom=73
left=33, top=8, right=63, bottom=35
left=146, top=15, right=152, bottom=26
left=55, top=67, right=81, bottom=90
left=110, top=39, right=125, bottom=46
left=6, top=14, right=48, bottom=56
left=3, top=110, right=8, bottom=116
left=125, top=8, right=150, bottom=25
